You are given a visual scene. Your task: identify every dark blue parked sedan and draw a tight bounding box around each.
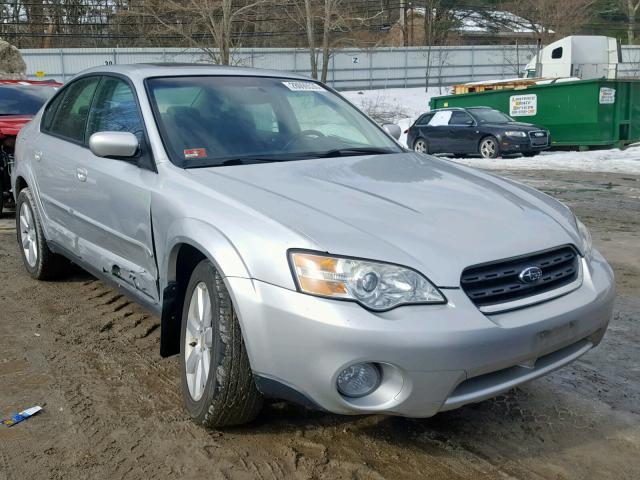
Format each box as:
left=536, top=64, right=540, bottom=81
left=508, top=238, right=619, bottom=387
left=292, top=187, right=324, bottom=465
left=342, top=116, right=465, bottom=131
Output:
left=406, top=107, right=551, bottom=158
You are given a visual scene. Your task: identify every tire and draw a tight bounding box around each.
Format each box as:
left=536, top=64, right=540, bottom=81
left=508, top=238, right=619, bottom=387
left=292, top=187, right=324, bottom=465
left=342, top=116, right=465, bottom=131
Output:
left=479, top=136, right=500, bottom=159
left=180, top=260, right=263, bottom=428
left=413, top=137, right=429, bottom=154
left=523, top=152, right=540, bottom=157
left=15, top=188, right=69, bottom=280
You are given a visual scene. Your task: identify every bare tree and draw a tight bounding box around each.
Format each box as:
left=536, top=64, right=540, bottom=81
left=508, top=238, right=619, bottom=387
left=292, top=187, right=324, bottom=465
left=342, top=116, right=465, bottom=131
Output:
left=500, top=0, right=597, bottom=43
left=286, top=0, right=320, bottom=78
left=418, top=1, right=457, bottom=92
left=288, top=0, right=381, bottom=82
left=620, top=0, right=640, bottom=44
left=140, top=0, right=272, bottom=64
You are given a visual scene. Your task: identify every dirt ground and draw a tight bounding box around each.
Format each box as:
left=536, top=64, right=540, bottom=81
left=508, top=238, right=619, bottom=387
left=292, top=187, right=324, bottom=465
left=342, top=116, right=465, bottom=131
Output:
left=1, top=170, right=639, bottom=480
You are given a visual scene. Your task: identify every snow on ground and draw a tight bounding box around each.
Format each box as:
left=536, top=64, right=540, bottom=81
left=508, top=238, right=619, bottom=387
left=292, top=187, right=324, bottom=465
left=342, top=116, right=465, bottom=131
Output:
left=341, top=87, right=640, bottom=175
left=451, top=147, right=640, bottom=175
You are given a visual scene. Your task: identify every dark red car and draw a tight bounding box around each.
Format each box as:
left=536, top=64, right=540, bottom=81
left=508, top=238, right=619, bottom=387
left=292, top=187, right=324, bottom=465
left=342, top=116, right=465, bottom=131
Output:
left=0, top=79, right=61, bottom=215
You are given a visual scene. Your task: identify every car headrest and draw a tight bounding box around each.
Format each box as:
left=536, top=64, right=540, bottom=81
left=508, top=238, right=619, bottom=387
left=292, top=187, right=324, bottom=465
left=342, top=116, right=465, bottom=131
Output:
left=165, top=106, right=202, bottom=120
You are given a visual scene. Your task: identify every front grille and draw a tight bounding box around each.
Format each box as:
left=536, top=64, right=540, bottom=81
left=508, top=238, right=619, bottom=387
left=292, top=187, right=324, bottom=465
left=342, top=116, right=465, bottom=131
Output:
left=529, top=130, right=549, bottom=146
left=461, top=246, right=579, bottom=308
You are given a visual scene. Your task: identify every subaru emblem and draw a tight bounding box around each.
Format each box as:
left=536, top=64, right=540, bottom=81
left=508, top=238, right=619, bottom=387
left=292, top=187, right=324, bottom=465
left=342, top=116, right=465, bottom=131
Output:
left=519, top=266, right=543, bottom=283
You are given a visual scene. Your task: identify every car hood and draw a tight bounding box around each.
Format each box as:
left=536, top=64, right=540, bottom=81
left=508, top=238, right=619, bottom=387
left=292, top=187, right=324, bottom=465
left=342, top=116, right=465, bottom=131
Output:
left=0, top=114, right=33, bottom=137
left=188, top=153, right=580, bottom=287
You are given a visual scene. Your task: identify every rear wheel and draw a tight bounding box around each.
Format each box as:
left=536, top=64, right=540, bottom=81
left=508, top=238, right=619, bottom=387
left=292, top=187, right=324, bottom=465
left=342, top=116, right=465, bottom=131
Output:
left=413, top=138, right=428, bottom=154
left=479, top=136, right=500, bottom=159
left=180, top=260, right=263, bottom=428
left=16, top=188, right=69, bottom=279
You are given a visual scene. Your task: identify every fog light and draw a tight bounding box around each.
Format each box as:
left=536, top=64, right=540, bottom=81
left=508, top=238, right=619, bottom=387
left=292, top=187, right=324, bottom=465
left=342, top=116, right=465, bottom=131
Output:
left=336, top=363, right=380, bottom=398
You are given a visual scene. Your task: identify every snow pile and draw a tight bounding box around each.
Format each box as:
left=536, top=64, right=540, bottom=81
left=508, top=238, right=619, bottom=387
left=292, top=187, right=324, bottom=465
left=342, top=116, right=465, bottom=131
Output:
left=450, top=148, right=640, bottom=175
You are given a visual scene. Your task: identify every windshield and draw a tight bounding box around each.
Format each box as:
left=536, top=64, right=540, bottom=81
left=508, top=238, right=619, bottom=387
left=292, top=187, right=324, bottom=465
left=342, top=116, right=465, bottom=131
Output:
left=470, top=109, right=514, bottom=124
left=0, top=84, right=59, bottom=116
left=146, top=76, right=402, bottom=167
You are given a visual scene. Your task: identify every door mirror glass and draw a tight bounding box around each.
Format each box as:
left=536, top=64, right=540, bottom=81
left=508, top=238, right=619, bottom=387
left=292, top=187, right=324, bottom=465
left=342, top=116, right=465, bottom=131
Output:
left=382, top=123, right=402, bottom=140
left=89, top=131, right=139, bottom=158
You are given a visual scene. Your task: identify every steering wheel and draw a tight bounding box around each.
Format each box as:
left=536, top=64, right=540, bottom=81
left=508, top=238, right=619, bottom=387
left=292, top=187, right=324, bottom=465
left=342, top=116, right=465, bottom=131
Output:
left=283, top=129, right=327, bottom=150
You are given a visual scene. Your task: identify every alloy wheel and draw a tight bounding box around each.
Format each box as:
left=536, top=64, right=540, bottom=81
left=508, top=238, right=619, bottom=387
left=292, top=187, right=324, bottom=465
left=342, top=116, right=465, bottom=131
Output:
left=414, top=139, right=427, bottom=154
left=480, top=138, right=498, bottom=158
left=19, top=202, right=38, bottom=268
left=184, top=282, right=213, bottom=401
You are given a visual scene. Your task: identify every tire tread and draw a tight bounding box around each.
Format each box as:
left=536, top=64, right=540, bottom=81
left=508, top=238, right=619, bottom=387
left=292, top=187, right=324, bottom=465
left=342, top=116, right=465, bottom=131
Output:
left=198, top=268, right=263, bottom=428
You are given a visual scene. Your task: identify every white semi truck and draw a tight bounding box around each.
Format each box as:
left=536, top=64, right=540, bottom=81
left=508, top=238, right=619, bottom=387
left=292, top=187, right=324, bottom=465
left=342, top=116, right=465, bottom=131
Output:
left=523, top=36, right=620, bottom=80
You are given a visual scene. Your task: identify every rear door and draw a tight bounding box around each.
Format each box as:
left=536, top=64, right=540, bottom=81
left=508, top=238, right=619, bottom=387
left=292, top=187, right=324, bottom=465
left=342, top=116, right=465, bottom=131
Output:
left=34, top=76, right=101, bottom=251
left=447, top=111, right=479, bottom=153
left=68, top=75, right=159, bottom=304
left=422, top=110, right=452, bottom=153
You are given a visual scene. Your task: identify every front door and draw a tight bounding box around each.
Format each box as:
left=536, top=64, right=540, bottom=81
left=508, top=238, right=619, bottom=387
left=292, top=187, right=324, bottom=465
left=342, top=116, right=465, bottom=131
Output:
left=420, top=110, right=452, bottom=153
left=56, top=75, right=159, bottom=303
left=68, top=75, right=159, bottom=304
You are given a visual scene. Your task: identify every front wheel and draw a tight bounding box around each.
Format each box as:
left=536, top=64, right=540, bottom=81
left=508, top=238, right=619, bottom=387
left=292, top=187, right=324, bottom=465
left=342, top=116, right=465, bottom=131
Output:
left=180, top=260, right=263, bottom=428
left=479, top=136, right=500, bottom=159
left=523, top=151, right=540, bottom=157
left=413, top=138, right=428, bottom=154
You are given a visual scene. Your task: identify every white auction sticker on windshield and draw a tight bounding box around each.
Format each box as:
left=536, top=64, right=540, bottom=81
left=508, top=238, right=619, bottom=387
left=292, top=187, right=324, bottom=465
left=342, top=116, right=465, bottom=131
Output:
left=282, top=81, right=325, bottom=92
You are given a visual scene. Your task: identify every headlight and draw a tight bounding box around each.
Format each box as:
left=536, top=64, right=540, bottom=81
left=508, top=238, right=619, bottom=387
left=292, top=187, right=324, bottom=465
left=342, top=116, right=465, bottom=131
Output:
left=289, top=251, right=446, bottom=311
left=505, top=131, right=527, bottom=138
left=575, top=218, right=593, bottom=259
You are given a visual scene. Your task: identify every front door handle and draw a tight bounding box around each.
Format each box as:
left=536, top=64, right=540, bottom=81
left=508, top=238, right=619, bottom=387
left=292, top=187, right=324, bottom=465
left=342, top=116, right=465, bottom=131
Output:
left=76, top=168, right=88, bottom=182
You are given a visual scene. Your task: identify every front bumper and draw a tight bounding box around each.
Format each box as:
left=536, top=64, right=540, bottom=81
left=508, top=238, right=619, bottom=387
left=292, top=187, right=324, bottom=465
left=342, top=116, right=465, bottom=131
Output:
left=500, top=135, right=550, bottom=154
left=228, top=249, right=615, bottom=417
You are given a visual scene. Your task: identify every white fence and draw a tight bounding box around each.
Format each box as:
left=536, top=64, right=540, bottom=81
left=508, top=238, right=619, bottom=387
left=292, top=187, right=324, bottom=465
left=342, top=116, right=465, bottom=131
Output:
left=20, top=45, right=640, bottom=90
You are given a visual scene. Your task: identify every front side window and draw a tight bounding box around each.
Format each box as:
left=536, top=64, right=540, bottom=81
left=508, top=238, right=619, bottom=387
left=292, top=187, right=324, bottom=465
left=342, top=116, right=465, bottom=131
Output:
left=47, top=76, right=100, bottom=142
left=86, top=76, right=144, bottom=142
left=146, top=76, right=402, bottom=168
left=449, top=111, right=474, bottom=125
left=470, top=109, right=514, bottom=124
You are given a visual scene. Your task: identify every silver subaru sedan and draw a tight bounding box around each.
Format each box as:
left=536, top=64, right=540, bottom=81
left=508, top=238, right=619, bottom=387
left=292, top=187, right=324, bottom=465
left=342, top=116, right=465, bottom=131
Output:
left=12, top=65, right=615, bottom=427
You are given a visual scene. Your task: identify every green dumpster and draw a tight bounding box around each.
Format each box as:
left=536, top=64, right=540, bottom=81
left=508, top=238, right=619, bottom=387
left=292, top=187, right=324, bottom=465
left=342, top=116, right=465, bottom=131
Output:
left=430, top=78, right=640, bottom=150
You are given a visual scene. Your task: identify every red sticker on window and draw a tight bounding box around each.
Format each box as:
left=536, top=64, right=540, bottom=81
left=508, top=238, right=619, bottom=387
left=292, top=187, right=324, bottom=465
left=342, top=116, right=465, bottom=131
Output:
left=184, top=148, right=207, bottom=159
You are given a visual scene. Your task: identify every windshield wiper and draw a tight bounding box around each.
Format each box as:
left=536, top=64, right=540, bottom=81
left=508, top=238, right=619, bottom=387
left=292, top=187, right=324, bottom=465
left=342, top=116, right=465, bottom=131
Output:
left=188, top=154, right=308, bottom=168
left=186, top=148, right=398, bottom=168
left=313, top=147, right=398, bottom=158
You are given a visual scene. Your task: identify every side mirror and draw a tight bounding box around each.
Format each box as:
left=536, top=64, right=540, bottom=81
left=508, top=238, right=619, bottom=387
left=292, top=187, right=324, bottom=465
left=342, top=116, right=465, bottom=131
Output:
left=382, top=123, right=402, bottom=140
left=465, top=120, right=475, bottom=126
left=89, top=131, right=139, bottom=158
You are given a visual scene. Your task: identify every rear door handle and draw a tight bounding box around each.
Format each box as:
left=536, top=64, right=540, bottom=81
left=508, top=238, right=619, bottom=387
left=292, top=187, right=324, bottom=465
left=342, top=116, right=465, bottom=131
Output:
left=34, top=151, right=43, bottom=162
left=76, top=168, right=88, bottom=182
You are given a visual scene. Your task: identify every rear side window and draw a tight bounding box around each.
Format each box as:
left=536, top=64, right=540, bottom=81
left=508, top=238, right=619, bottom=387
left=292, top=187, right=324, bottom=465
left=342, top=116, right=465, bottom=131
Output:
left=415, top=113, right=433, bottom=126
left=41, top=92, right=64, bottom=131
left=428, top=110, right=452, bottom=126
left=86, top=76, right=144, bottom=141
left=45, top=76, right=100, bottom=142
